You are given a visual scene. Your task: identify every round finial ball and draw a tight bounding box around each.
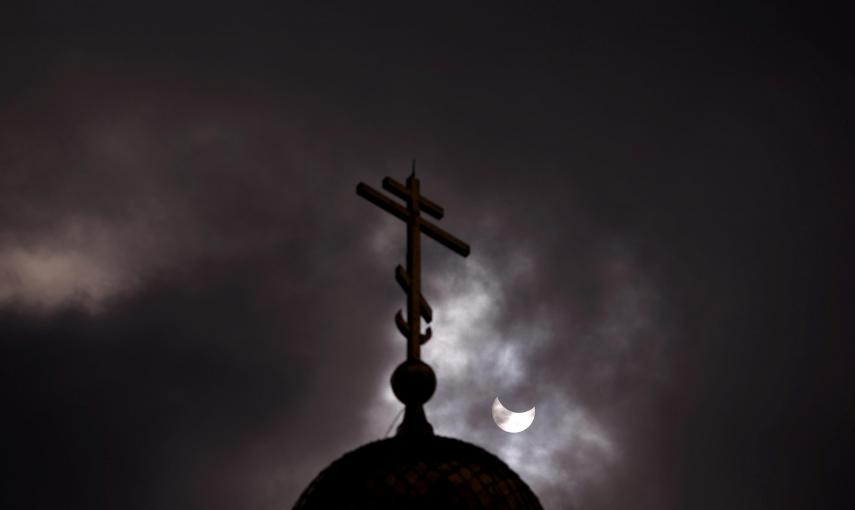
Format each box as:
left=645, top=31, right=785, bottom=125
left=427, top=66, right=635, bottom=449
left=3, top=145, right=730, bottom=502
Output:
left=391, top=359, right=436, bottom=405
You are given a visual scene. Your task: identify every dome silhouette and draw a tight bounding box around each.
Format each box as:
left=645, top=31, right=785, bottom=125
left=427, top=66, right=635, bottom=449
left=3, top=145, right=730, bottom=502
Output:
left=293, top=434, right=543, bottom=509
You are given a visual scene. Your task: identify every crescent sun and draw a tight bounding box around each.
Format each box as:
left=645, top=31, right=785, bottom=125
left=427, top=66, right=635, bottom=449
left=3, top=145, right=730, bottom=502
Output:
left=491, top=397, right=536, bottom=433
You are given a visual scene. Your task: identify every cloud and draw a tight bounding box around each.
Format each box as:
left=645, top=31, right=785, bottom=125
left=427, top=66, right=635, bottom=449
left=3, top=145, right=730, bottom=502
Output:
left=0, top=216, right=162, bottom=311
left=2, top=6, right=852, bottom=509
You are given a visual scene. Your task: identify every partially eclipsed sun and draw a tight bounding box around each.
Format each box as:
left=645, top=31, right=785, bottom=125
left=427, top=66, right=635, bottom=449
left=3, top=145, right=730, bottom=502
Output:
left=492, top=397, right=536, bottom=433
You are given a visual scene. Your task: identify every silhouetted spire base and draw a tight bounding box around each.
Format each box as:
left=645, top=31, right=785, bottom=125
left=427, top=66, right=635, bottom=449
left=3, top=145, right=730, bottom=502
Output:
left=396, top=405, right=434, bottom=437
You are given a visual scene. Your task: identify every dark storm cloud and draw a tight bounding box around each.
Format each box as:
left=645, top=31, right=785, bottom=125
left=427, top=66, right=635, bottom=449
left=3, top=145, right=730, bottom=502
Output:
left=2, top=2, right=853, bottom=509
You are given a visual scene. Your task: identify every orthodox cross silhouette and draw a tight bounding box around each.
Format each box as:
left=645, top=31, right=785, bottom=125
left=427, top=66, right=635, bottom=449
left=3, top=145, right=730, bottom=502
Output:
left=356, top=162, right=470, bottom=436
left=357, top=163, right=470, bottom=358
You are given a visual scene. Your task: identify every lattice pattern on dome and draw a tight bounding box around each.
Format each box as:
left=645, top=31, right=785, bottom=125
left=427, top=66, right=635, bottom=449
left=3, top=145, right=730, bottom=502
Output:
left=293, top=435, right=543, bottom=509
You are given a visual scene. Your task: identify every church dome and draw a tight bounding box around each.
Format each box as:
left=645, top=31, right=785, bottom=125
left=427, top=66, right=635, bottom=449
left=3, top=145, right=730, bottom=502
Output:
left=293, top=434, right=543, bottom=510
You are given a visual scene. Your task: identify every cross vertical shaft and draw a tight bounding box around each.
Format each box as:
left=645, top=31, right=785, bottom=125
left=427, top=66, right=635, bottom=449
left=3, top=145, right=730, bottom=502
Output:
left=405, top=173, right=421, bottom=361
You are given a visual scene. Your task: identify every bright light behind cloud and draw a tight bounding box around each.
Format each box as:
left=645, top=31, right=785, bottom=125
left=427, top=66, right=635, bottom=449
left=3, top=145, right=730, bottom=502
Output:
left=492, top=397, right=535, bottom=433
left=422, top=255, right=617, bottom=503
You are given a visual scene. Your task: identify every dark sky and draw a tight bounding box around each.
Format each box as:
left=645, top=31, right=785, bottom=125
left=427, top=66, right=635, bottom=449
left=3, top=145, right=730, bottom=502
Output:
left=2, top=2, right=853, bottom=509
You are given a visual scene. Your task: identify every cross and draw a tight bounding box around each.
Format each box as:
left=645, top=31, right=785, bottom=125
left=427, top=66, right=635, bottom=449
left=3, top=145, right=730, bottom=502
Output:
left=356, top=163, right=470, bottom=362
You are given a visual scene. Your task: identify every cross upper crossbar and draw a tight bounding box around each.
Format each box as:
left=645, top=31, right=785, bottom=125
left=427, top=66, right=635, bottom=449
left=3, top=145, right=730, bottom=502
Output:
left=356, top=182, right=470, bottom=257
left=382, top=177, right=445, bottom=220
